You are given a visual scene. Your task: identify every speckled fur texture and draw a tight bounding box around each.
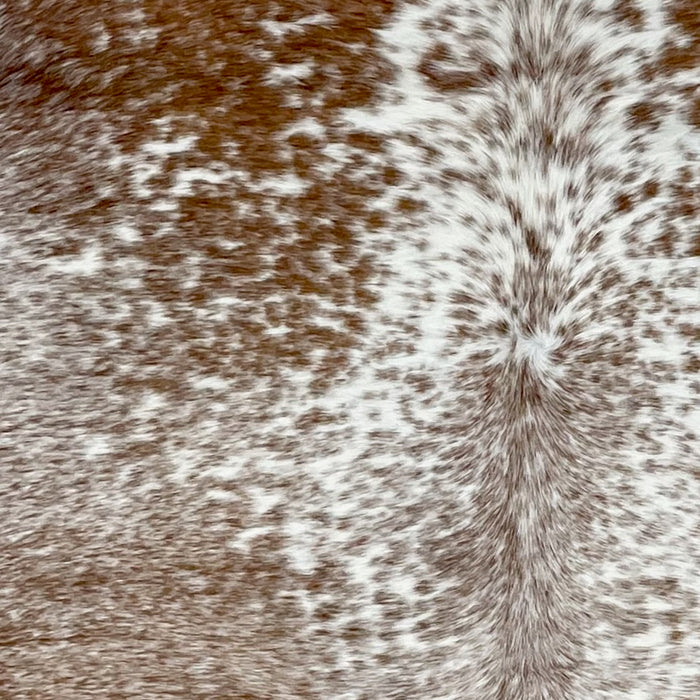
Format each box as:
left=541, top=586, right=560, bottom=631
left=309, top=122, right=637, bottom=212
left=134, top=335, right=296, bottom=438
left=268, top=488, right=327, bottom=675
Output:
left=0, top=1, right=698, bottom=698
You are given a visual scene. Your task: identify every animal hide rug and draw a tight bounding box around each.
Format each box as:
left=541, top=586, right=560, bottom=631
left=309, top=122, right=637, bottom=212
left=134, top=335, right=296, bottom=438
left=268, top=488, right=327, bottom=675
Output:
left=1, top=1, right=698, bottom=698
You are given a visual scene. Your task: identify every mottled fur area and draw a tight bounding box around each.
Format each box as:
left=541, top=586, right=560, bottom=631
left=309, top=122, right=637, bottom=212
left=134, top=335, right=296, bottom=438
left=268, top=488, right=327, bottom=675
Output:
left=0, top=1, right=698, bottom=698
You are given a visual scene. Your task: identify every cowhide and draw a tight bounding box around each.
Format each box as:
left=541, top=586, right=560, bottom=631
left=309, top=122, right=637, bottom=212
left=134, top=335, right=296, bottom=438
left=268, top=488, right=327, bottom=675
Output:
left=0, top=0, right=698, bottom=698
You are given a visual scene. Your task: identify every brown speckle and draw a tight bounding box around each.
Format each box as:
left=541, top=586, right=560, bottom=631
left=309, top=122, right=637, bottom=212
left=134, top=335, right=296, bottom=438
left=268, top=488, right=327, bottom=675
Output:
left=614, top=192, right=633, bottom=213
left=627, top=100, right=663, bottom=130
left=613, top=0, right=645, bottom=28
left=642, top=180, right=659, bottom=199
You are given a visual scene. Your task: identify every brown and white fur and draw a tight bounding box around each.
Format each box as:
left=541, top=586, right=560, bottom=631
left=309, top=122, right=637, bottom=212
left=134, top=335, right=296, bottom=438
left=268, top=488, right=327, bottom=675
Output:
left=1, top=1, right=698, bottom=697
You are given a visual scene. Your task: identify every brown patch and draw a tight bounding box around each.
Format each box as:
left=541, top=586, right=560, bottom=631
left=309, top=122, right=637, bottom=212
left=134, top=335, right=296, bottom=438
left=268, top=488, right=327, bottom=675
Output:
left=419, top=65, right=486, bottom=92
left=417, top=42, right=496, bottom=93
left=668, top=173, right=698, bottom=220
left=642, top=180, right=659, bottom=199
left=669, top=0, right=700, bottom=43
left=397, top=196, right=426, bottom=214
left=654, top=228, right=676, bottom=257
left=684, top=356, right=700, bottom=374
left=677, top=322, right=700, bottom=342
left=627, top=100, right=663, bottom=130
left=660, top=0, right=700, bottom=73
left=614, top=192, right=633, bottom=213
left=660, top=42, right=699, bottom=74
left=586, top=231, right=605, bottom=253
left=596, top=78, right=617, bottom=94
left=346, top=131, right=386, bottom=152
left=382, top=165, right=402, bottom=187
left=480, top=60, right=501, bottom=82
left=690, top=233, right=700, bottom=257
left=524, top=227, right=550, bottom=263
left=688, top=93, right=700, bottom=128
left=613, top=0, right=645, bottom=28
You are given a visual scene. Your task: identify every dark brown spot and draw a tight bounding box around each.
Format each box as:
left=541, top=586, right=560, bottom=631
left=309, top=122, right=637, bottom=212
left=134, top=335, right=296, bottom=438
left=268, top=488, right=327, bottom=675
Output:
left=417, top=42, right=491, bottom=92
left=669, top=173, right=698, bottom=220
left=347, top=131, right=385, bottom=152
left=670, top=0, right=700, bottom=42
left=397, top=196, right=425, bottom=214
left=642, top=180, right=659, bottom=199
left=613, top=0, right=645, bottom=27
left=614, top=193, right=633, bottom=213
left=690, top=233, right=700, bottom=257
left=654, top=228, right=676, bottom=257
left=420, top=66, right=486, bottom=92
left=660, top=43, right=698, bottom=74
left=382, top=165, right=402, bottom=187
left=524, top=227, right=549, bottom=262
left=684, top=356, right=700, bottom=374
left=627, top=100, right=662, bottom=129
left=660, top=1, right=700, bottom=73
left=688, top=93, right=700, bottom=128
